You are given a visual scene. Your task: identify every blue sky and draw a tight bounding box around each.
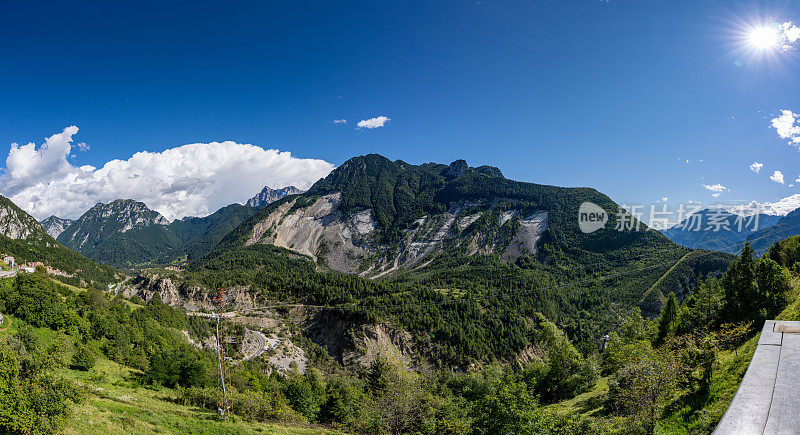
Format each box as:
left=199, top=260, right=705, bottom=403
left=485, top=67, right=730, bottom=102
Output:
left=2, top=1, right=800, bottom=221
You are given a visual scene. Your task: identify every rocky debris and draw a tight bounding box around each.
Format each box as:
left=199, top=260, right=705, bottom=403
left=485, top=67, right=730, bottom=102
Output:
left=501, top=211, right=548, bottom=262
left=457, top=213, right=482, bottom=231
left=265, top=336, right=307, bottom=373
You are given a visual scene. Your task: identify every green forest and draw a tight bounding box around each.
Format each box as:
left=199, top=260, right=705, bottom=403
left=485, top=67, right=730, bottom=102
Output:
left=2, top=235, right=797, bottom=433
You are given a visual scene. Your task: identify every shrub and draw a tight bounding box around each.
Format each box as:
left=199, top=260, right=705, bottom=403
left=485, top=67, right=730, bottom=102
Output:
left=70, top=346, right=96, bottom=371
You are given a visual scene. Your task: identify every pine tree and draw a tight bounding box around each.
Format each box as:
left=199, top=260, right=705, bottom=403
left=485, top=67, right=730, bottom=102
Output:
left=656, top=292, right=678, bottom=345
left=722, top=242, right=757, bottom=323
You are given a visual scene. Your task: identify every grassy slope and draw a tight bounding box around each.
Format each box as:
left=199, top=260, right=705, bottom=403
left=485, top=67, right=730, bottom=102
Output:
left=59, top=358, right=334, bottom=435
left=0, top=292, right=337, bottom=435
left=548, top=276, right=800, bottom=434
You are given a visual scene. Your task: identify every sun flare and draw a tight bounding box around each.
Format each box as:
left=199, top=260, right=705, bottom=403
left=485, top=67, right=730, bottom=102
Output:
left=748, top=25, right=780, bottom=50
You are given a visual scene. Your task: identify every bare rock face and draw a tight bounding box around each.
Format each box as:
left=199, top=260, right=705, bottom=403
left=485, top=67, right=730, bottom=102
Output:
left=243, top=192, right=549, bottom=277
left=40, top=216, right=74, bottom=239
left=303, top=311, right=420, bottom=369
left=344, top=323, right=416, bottom=368
left=246, top=193, right=377, bottom=274
left=119, top=272, right=257, bottom=311
left=0, top=201, right=48, bottom=241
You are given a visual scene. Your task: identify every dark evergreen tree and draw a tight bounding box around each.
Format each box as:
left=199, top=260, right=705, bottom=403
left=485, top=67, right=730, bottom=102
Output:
left=656, top=292, right=678, bottom=345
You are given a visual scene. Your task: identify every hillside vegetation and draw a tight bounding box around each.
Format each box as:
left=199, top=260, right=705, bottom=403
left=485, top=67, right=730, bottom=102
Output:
left=0, top=237, right=793, bottom=434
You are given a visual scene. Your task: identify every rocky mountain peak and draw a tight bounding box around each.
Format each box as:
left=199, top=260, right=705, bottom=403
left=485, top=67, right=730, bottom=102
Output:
left=40, top=215, right=74, bottom=239
left=445, top=159, right=469, bottom=178
left=246, top=186, right=304, bottom=207
left=58, top=199, right=170, bottom=249
left=86, top=199, right=169, bottom=228
left=0, top=196, right=49, bottom=241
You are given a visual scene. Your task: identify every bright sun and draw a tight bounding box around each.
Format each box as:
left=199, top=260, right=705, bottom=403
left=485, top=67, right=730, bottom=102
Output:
left=748, top=26, right=780, bottom=50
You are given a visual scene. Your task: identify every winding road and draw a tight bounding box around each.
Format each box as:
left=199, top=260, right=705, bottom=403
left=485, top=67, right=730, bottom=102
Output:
left=243, top=329, right=269, bottom=361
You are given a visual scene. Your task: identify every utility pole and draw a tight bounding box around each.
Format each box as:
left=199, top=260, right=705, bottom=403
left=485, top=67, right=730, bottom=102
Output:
left=213, top=288, right=229, bottom=419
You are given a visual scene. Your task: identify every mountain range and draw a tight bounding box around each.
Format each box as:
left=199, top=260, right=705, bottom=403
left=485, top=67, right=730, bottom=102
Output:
left=661, top=208, right=781, bottom=253
left=0, top=154, right=741, bottom=366
left=43, top=185, right=301, bottom=268
left=16, top=155, right=743, bottom=310
left=661, top=207, right=800, bottom=256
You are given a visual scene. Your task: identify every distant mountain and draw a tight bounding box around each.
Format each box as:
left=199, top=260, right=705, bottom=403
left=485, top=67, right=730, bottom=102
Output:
left=40, top=216, right=74, bottom=239
left=661, top=208, right=781, bottom=253
left=58, top=200, right=258, bottom=268
left=246, top=185, right=304, bottom=207
left=0, top=196, right=116, bottom=286
left=747, top=208, right=800, bottom=256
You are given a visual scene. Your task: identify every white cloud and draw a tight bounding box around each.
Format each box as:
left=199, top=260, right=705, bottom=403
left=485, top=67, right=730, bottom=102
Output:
left=744, top=194, right=800, bottom=216
left=749, top=162, right=764, bottom=173
left=1, top=126, right=335, bottom=220
left=779, top=21, right=800, bottom=51
left=771, top=109, right=800, bottom=145
left=703, top=183, right=728, bottom=197
left=331, top=119, right=347, bottom=125
left=356, top=116, right=390, bottom=129
left=771, top=170, right=785, bottom=184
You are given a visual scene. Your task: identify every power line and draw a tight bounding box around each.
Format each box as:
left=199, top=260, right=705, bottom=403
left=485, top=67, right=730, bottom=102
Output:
left=212, top=288, right=229, bottom=419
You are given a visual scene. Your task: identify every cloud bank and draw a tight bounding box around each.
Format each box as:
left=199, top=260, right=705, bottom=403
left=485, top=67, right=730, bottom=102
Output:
left=1, top=126, right=335, bottom=220
left=743, top=194, right=800, bottom=216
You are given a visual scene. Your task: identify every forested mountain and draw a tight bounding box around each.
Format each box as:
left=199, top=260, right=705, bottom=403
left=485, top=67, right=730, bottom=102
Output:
left=246, top=185, right=304, bottom=207
left=39, top=215, right=74, bottom=238
left=58, top=200, right=259, bottom=268
left=167, top=203, right=259, bottom=261
left=212, top=155, right=725, bottom=282
left=661, top=208, right=781, bottom=253
left=57, top=200, right=178, bottom=268
left=0, top=196, right=116, bottom=286
left=179, top=154, right=734, bottom=365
